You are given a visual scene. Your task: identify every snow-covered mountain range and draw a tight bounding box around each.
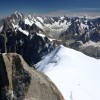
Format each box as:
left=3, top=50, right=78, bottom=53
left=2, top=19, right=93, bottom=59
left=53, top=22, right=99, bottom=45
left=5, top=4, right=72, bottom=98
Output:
left=0, top=11, right=100, bottom=62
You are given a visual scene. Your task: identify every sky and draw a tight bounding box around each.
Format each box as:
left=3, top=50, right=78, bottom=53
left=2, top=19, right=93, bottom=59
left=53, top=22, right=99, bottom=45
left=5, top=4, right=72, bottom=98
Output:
left=0, top=0, right=100, bottom=18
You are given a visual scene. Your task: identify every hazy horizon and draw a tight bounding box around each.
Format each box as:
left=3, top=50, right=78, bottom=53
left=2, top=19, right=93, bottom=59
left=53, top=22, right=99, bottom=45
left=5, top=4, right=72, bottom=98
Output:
left=0, top=0, right=100, bottom=18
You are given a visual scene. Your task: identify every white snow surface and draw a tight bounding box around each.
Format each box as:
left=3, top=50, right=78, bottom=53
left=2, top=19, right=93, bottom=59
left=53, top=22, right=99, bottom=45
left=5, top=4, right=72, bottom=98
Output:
left=36, top=45, right=100, bottom=100
left=80, top=23, right=89, bottom=30
left=60, top=16, right=65, bottom=20
left=24, top=18, right=33, bottom=26
left=37, top=33, right=45, bottom=38
left=0, top=26, right=3, bottom=32
left=25, top=17, right=44, bottom=30
left=12, top=23, right=29, bottom=36
left=37, top=17, right=44, bottom=23
left=16, top=26, right=29, bottom=36
left=35, top=22, right=43, bottom=29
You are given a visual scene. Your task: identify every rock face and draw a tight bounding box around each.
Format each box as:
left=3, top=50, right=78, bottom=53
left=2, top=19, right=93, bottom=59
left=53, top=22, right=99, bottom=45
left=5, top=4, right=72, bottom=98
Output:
left=0, top=53, right=64, bottom=100
left=70, top=41, right=100, bottom=59
left=0, top=19, right=56, bottom=66
left=0, top=24, right=55, bottom=66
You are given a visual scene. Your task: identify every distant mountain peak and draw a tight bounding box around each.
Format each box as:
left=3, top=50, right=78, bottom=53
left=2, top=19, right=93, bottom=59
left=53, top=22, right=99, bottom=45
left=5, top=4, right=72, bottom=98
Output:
left=14, top=11, right=23, bottom=15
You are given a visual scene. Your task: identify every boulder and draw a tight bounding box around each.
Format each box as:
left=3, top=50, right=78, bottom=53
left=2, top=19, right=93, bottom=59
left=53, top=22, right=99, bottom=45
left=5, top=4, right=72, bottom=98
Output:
left=0, top=53, right=64, bottom=100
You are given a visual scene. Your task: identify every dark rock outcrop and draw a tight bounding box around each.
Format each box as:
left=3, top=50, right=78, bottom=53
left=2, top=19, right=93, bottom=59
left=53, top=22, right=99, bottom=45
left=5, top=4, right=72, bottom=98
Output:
left=0, top=19, right=56, bottom=66
left=0, top=53, right=64, bottom=100
left=79, top=45, right=100, bottom=59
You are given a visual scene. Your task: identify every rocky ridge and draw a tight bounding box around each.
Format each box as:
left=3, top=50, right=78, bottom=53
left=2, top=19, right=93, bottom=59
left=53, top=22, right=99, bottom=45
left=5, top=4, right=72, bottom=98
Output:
left=0, top=53, right=64, bottom=100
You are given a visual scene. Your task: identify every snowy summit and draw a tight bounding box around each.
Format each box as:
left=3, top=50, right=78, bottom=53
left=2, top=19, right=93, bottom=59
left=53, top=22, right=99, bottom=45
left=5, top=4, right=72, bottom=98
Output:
left=36, top=45, right=100, bottom=100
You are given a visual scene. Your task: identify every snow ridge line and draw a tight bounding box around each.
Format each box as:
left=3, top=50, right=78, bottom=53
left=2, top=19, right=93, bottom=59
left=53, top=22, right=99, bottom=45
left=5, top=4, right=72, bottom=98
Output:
left=35, top=46, right=61, bottom=71
left=41, top=46, right=61, bottom=71
left=48, top=46, right=61, bottom=63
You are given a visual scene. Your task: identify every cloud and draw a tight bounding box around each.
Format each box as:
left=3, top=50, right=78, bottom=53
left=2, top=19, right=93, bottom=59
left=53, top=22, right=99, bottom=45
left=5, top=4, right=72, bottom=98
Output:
left=41, top=8, right=100, bottom=17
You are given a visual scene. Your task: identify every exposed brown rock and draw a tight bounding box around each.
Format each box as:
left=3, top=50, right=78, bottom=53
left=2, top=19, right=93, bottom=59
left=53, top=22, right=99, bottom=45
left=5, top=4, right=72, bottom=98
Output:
left=0, top=53, right=64, bottom=100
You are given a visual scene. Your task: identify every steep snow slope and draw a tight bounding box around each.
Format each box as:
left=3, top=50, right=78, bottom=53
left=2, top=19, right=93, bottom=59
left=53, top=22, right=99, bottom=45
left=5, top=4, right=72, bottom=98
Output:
left=36, top=45, right=100, bottom=100
left=0, top=26, right=3, bottom=32
left=12, top=23, right=29, bottom=36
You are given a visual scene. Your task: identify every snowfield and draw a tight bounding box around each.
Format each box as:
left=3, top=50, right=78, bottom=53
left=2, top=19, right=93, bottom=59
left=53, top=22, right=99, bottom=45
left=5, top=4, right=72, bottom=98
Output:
left=36, top=45, right=100, bottom=100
